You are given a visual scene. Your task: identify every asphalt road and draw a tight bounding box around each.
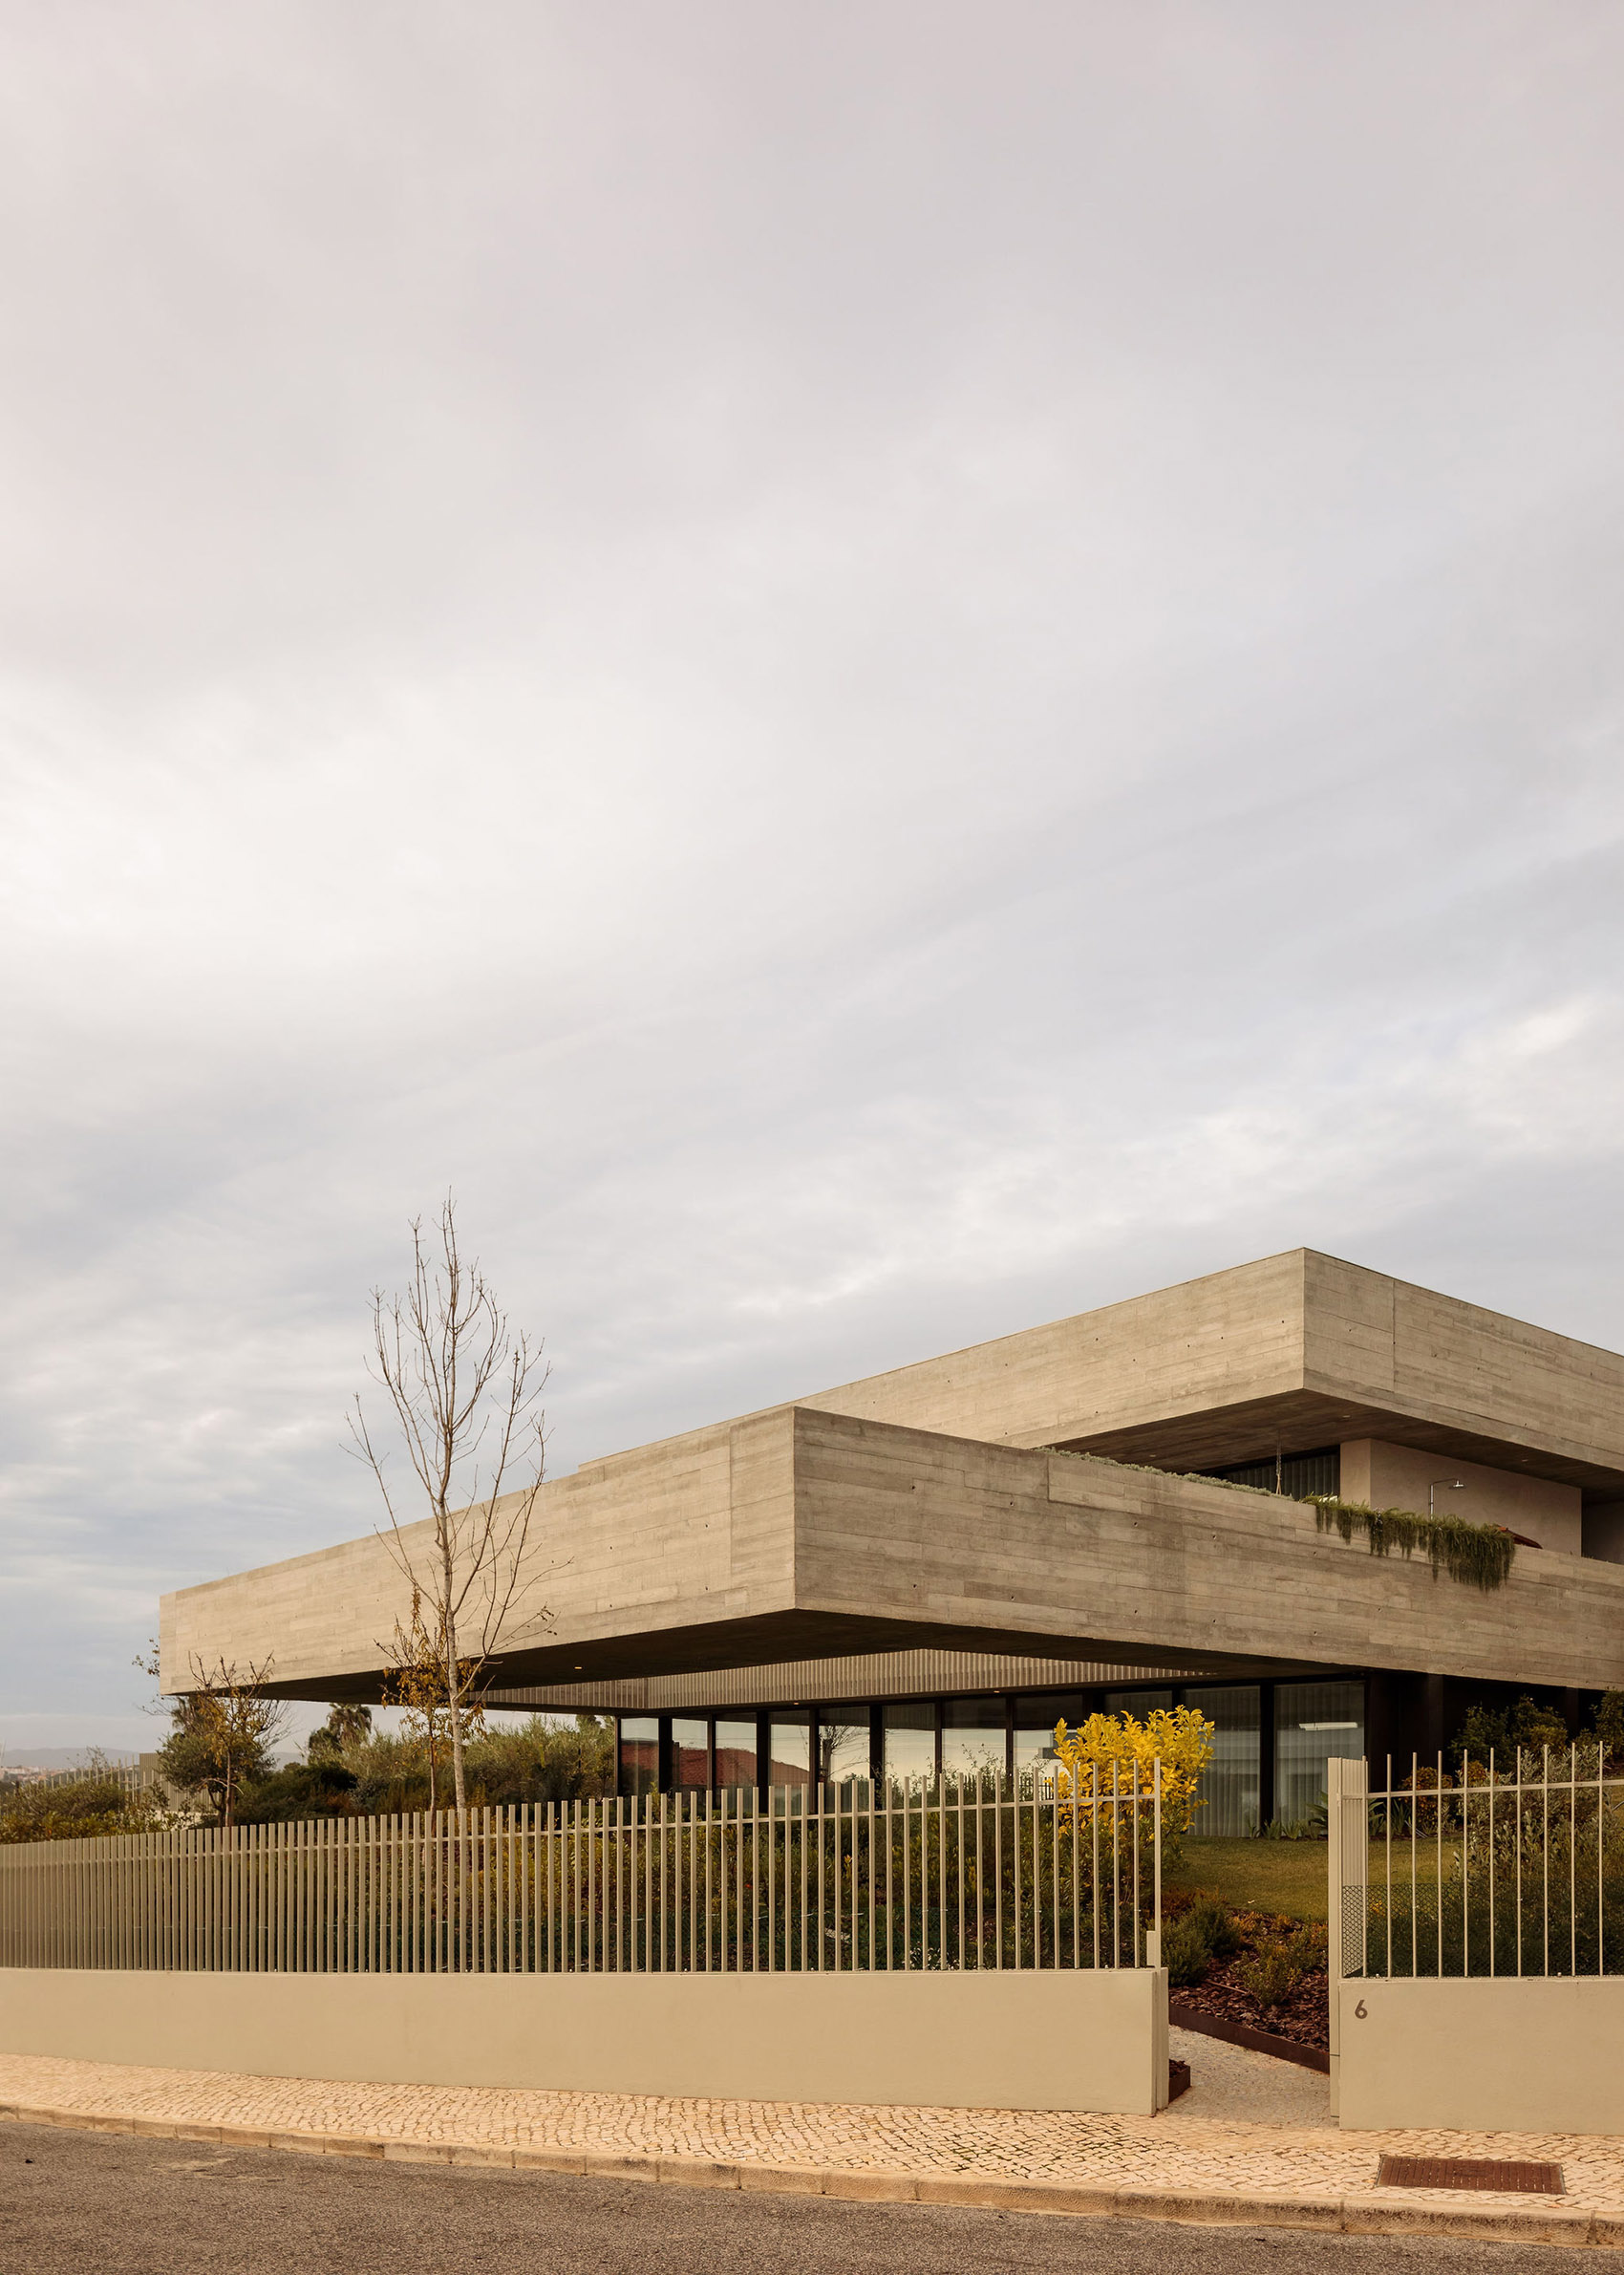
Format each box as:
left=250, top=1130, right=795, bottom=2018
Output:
left=0, top=2121, right=1579, bottom=2275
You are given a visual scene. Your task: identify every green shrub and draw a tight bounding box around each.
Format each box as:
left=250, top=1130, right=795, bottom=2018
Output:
left=1162, top=1913, right=1215, bottom=1987
left=234, top=1759, right=359, bottom=1824
left=336, top=1713, right=616, bottom=1816
left=1452, top=1694, right=1571, bottom=1773
left=0, top=1764, right=163, bottom=1845
left=1185, top=1897, right=1243, bottom=1960
left=1233, top=1922, right=1327, bottom=2016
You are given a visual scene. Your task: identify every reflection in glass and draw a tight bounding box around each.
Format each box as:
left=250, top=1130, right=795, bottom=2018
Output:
left=714, top=1718, right=758, bottom=1791
left=768, top=1711, right=811, bottom=1790
left=942, top=1698, right=1006, bottom=1782
left=1275, top=1682, right=1363, bottom=1826
left=672, top=1717, right=709, bottom=1790
left=818, top=1707, right=871, bottom=1790
left=1013, top=1692, right=1089, bottom=1770
left=1184, top=1685, right=1260, bottom=1837
left=620, top=1716, right=658, bottom=1798
left=883, top=1704, right=936, bottom=1786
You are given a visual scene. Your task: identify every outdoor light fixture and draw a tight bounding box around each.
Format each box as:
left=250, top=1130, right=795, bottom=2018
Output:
left=1429, top=1478, right=1466, bottom=1515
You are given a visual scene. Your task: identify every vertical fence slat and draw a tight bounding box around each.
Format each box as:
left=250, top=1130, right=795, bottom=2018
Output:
left=2, top=1776, right=1190, bottom=1985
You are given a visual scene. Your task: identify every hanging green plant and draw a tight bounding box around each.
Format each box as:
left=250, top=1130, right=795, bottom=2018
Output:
left=1306, top=1496, right=1516, bottom=1591
left=1045, top=1448, right=1520, bottom=1591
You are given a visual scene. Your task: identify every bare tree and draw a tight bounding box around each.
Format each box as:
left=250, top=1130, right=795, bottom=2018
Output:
left=350, top=1198, right=550, bottom=1814
left=380, top=1582, right=488, bottom=1811
left=149, top=1653, right=287, bottom=1829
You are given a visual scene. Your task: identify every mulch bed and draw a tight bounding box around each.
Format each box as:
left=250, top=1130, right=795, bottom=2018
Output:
left=1165, top=1899, right=1330, bottom=2052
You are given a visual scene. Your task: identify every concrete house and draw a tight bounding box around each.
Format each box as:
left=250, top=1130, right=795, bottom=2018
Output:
left=162, top=1250, right=1624, bottom=1836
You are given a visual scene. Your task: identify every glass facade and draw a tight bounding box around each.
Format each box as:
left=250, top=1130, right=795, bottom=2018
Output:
left=613, top=1676, right=1367, bottom=1826
left=766, top=1711, right=811, bottom=1790
left=713, top=1718, right=758, bottom=1791
left=1275, top=1681, right=1364, bottom=1826
left=1206, top=1446, right=1340, bottom=1499
left=942, top=1698, right=1006, bottom=1781
left=1013, top=1692, right=1088, bottom=1770
left=883, top=1703, right=936, bottom=1785
left=818, top=1707, right=872, bottom=1789
left=619, top=1715, right=658, bottom=1796
left=671, top=1717, right=709, bottom=1790
left=1183, top=1685, right=1261, bottom=1836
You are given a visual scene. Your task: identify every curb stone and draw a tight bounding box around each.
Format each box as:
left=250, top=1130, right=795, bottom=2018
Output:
left=0, top=2099, right=1615, bottom=2243
left=738, top=2159, right=822, bottom=2193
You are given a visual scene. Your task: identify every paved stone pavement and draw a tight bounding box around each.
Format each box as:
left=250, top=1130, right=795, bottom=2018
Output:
left=3, top=2030, right=1623, bottom=2247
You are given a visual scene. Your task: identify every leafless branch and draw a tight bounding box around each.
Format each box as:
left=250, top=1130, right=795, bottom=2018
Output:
left=349, top=1195, right=553, bottom=1812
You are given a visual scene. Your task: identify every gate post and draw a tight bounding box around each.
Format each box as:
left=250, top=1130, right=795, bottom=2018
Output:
left=1326, top=1755, right=1368, bottom=2119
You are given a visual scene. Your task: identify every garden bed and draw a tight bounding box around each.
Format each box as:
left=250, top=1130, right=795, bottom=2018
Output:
left=1165, top=1899, right=1330, bottom=2053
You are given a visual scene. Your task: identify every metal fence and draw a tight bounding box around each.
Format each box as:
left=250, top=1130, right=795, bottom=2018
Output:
left=1329, top=1750, right=1624, bottom=1983
left=1, top=1763, right=154, bottom=1800
left=0, top=1771, right=1162, bottom=1976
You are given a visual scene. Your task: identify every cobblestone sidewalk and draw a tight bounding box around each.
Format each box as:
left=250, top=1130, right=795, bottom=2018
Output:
left=4, top=2033, right=1623, bottom=2248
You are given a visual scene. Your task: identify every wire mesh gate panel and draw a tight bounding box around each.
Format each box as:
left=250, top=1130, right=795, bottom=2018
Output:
left=1329, top=1750, right=1624, bottom=1982
left=0, top=1772, right=1163, bottom=1975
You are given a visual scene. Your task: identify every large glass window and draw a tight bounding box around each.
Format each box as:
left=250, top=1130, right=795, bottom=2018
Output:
left=713, top=1718, right=758, bottom=1792
left=1205, top=1447, right=1340, bottom=1500
left=942, top=1698, right=1006, bottom=1783
left=1013, top=1692, right=1090, bottom=1770
left=671, top=1717, right=710, bottom=1791
left=1275, top=1682, right=1363, bottom=1828
left=818, top=1707, right=871, bottom=1791
left=619, top=1716, right=658, bottom=1797
left=1184, top=1685, right=1260, bottom=1837
left=883, top=1704, right=936, bottom=1788
left=767, top=1711, right=811, bottom=1791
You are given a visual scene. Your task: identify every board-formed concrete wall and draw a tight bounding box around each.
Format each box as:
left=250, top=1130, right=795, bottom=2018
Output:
left=1339, top=1439, right=1581, bottom=1553
left=0, top=1965, right=1169, bottom=2117
left=164, top=1404, right=1624, bottom=1702
left=801, top=1248, right=1624, bottom=1487
left=1336, top=1977, right=1624, bottom=2135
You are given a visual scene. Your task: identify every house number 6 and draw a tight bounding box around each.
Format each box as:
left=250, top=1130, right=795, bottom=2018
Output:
left=1354, top=1999, right=1368, bottom=2018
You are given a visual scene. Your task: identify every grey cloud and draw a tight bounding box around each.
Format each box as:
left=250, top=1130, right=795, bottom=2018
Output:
left=3, top=3, right=1623, bottom=1744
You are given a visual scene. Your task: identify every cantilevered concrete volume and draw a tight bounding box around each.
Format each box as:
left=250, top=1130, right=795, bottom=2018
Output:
left=161, top=1248, right=1624, bottom=1812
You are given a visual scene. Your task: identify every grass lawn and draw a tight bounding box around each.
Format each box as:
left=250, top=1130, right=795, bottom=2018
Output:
left=1168, top=1837, right=1329, bottom=1922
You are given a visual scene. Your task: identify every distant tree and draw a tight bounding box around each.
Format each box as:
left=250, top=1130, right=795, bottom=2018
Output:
left=350, top=1198, right=551, bottom=1814
left=154, top=1654, right=287, bottom=1829
left=308, top=1704, right=374, bottom=1761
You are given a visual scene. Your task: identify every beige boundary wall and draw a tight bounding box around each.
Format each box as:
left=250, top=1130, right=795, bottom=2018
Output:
left=1336, top=1978, right=1624, bottom=2135
left=0, top=1966, right=1169, bottom=2117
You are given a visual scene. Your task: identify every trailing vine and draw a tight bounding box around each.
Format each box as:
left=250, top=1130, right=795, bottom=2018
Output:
left=1045, top=1448, right=1519, bottom=1592
left=1305, top=1496, right=1515, bottom=1592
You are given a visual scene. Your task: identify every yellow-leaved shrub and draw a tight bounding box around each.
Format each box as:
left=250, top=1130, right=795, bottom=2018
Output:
left=1050, top=1706, right=1215, bottom=1836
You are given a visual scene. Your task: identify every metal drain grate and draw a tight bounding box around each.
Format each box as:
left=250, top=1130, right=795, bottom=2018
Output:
left=1377, top=2156, right=1564, bottom=2196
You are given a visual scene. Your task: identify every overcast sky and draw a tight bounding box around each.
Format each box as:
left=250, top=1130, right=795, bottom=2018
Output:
left=3, top=3, right=1622, bottom=1756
